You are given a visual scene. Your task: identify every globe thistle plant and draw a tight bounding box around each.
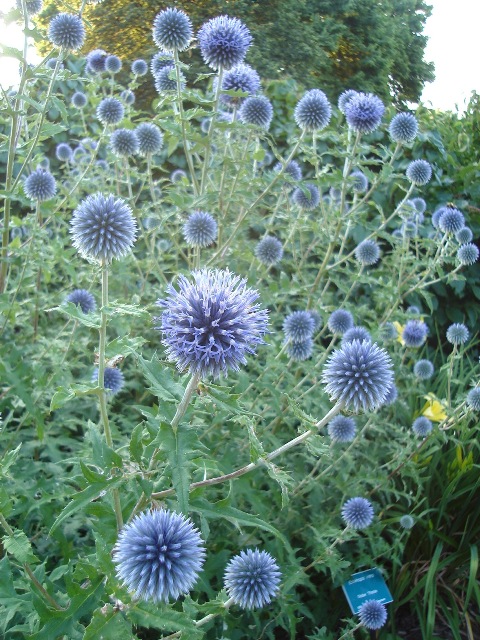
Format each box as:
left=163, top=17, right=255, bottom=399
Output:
left=328, top=309, right=354, bottom=335
left=110, top=129, right=139, bottom=157
left=412, top=416, right=433, bottom=437
left=406, top=159, right=432, bottom=186
left=152, top=7, right=193, bottom=52
left=455, top=227, right=473, bottom=244
left=154, top=65, right=184, bottom=92
left=341, top=497, right=374, bottom=529
left=71, top=91, right=87, bottom=108
left=55, top=143, right=72, bottom=162
left=255, top=235, right=283, bottom=266
left=46, top=57, right=63, bottom=70
left=224, top=549, right=281, bottom=610
left=414, top=359, right=434, bottom=380
left=135, top=123, right=163, bottom=156
left=171, top=169, right=188, bottom=183
left=381, top=322, right=398, bottom=341
left=350, top=170, right=368, bottom=193
left=238, top=96, right=273, bottom=129
left=438, top=206, right=465, bottom=234
left=308, top=310, right=322, bottom=331
left=48, top=13, right=85, bottom=50
left=86, top=49, right=107, bottom=73
left=65, top=289, right=96, bottom=314
left=400, top=514, right=415, bottom=529
left=151, top=50, right=174, bottom=76
left=283, top=311, right=315, bottom=344
left=328, top=415, right=356, bottom=442
left=466, top=387, right=480, bottom=411
left=70, top=193, right=137, bottom=262
left=183, top=211, right=218, bottom=247
left=198, top=15, right=252, bottom=71
left=105, top=54, right=122, bottom=73
left=389, top=112, right=418, bottom=144
left=92, top=367, right=124, bottom=395
left=294, top=89, right=332, bottom=131
left=155, top=270, right=269, bottom=379
left=131, top=58, right=148, bottom=75
left=219, top=64, right=261, bottom=106
left=24, top=169, right=56, bottom=201
left=338, top=89, right=358, bottom=114
left=113, top=509, right=206, bottom=603
left=120, top=90, right=135, bottom=106
left=344, top=92, right=385, bottom=134
left=286, top=338, right=313, bottom=361
left=411, top=197, right=427, bottom=214
left=273, top=160, right=302, bottom=181
left=341, top=326, right=371, bottom=344
left=96, top=97, right=125, bottom=126
left=402, top=320, right=428, bottom=348
left=446, top=323, right=469, bottom=345
left=457, top=243, right=479, bottom=265
left=383, top=383, right=398, bottom=405
left=354, top=239, right=380, bottom=266
left=17, top=0, right=43, bottom=16
left=292, top=183, right=320, bottom=210
left=358, top=600, right=387, bottom=630
left=322, top=340, right=394, bottom=412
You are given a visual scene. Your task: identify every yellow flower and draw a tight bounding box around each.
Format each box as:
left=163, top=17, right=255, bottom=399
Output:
left=420, top=393, right=447, bottom=422
left=393, top=321, right=405, bottom=345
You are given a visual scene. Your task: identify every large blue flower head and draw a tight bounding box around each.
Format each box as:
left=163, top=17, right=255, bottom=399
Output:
left=455, top=227, right=473, bottom=244
left=341, top=496, right=374, bottom=529
left=322, top=340, right=394, bottom=412
left=354, top=239, right=380, bottom=266
left=457, top=243, right=479, bottom=266
left=328, top=309, right=354, bottom=335
left=183, top=211, right=217, bottom=247
left=389, top=112, right=418, bottom=144
left=65, top=289, right=96, bottom=314
left=24, top=169, right=56, bottom=201
left=255, top=235, right=283, bottom=266
left=438, top=206, right=465, bottom=234
left=92, top=367, right=124, bottom=395
left=286, top=338, right=313, bottom=361
left=48, top=13, right=85, bottom=50
left=446, top=322, right=469, bottom=345
left=292, top=183, right=320, bottom=210
left=70, top=193, right=137, bottom=262
left=86, top=48, right=107, bottom=73
left=151, top=50, right=174, bottom=76
left=110, top=128, right=139, bottom=157
left=406, top=159, right=432, bottom=186
left=238, top=95, right=273, bottom=129
left=224, top=549, right=281, bottom=610
left=283, top=311, right=315, bottom=344
left=338, top=89, right=358, bottom=114
left=154, top=65, right=184, bottom=92
left=414, top=359, right=434, bottom=380
left=358, top=600, right=387, bottom=630
left=131, top=58, right=148, bottom=76
left=328, top=415, right=356, bottom=442
left=105, top=54, right=122, bottom=74
left=466, top=387, right=480, bottom=411
left=155, top=269, right=269, bottom=379
left=96, top=97, right=124, bottom=126
left=153, top=7, right=193, bottom=52
left=412, top=416, right=432, bottom=437
left=135, top=123, right=163, bottom=156
left=345, top=92, right=385, bottom=134
left=402, top=319, right=428, bottom=348
left=113, top=509, right=206, bottom=603
left=198, top=15, right=252, bottom=70
left=218, top=63, right=261, bottom=106
left=294, top=89, right=332, bottom=131
left=71, top=91, right=87, bottom=108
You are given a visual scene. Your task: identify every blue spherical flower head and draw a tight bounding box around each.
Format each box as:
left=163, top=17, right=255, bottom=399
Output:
left=406, top=159, right=432, bottom=186
left=355, top=239, right=380, bottom=266
left=97, top=97, right=124, bottom=126
left=273, top=160, right=302, bottom=181
left=238, top=96, right=273, bottom=129
left=153, top=7, right=193, bottom=52
left=92, top=367, right=124, bottom=395
left=151, top=50, right=174, bottom=76
left=283, top=311, right=315, bottom=343
left=400, top=515, right=415, bottom=529
left=132, top=58, right=148, bottom=75
left=412, top=197, right=427, bottom=214
left=86, top=49, right=107, bottom=73
left=412, top=416, right=432, bottom=437
left=46, top=57, right=63, bottom=70
left=24, top=169, right=56, bottom=201
left=466, top=387, right=480, bottom=411
left=224, top=549, right=281, bottom=610
left=113, top=509, right=206, bottom=604
left=350, top=170, right=368, bottom=193
left=322, top=340, right=394, bottom=412
left=414, top=359, right=434, bottom=380
left=171, top=169, right=188, bottom=183
left=110, top=129, right=139, bottom=157
left=70, top=193, right=137, bottom=262
left=308, top=310, right=322, bottom=332
left=120, top=89, right=135, bottom=106
left=446, top=322, right=469, bottom=345
left=358, top=600, right=387, bottom=630
left=219, top=64, right=261, bottom=106
left=135, top=123, right=163, bottom=156
left=65, top=289, right=96, bottom=314
left=389, top=112, right=418, bottom=144
left=105, top=54, right=122, bottom=73
left=294, top=89, right=332, bottom=131
left=198, top=15, right=252, bottom=71
left=342, top=326, right=371, bottom=344
left=255, top=235, right=283, bottom=266
left=154, top=64, right=185, bottom=92
left=457, top=243, right=479, bottom=265
left=286, top=338, right=313, bottom=361
left=402, top=319, right=427, bottom=348
left=156, top=269, right=269, bottom=379
left=183, top=211, right=217, bottom=247
left=338, top=89, right=358, bottom=114
left=71, top=91, right=87, bottom=108
left=48, top=13, right=85, bottom=50
left=17, top=0, right=43, bottom=16
left=341, top=496, right=374, bottom=529
left=455, top=227, right=473, bottom=244
left=345, top=92, right=385, bottom=134
left=56, top=143, right=72, bottom=162
left=292, top=183, right=320, bottom=210
left=328, top=309, right=354, bottom=335
left=328, top=415, right=356, bottom=442
left=438, top=206, right=465, bottom=234
left=381, top=322, right=398, bottom=341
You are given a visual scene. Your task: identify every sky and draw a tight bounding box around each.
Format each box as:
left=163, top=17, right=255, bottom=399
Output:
left=0, top=0, right=479, bottom=112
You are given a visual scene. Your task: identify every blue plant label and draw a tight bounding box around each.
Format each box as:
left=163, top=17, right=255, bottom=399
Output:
left=342, top=568, right=393, bottom=614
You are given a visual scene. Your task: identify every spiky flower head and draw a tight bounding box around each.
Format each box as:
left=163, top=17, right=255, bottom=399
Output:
left=338, top=89, right=358, bottom=114
left=17, top=0, right=43, bottom=16
left=198, top=15, right=252, bottom=71
left=466, top=387, right=480, bottom=411
left=328, top=415, right=356, bottom=442
left=132, top=58, right=148, bottom=75
left=438, top=206, right=465, bottom=234
left=152, top=7, right=193, bottom=52
left=342, top=326, right=371, bottom=345
left=120, top=89, right=135, bottom=106
left=110, top=128, right=139, bottom=157
left=341, top=497, right=374, bottom=529
left=218, top=64, right=261, bottom=106
left=457, top=243, right=479, bottom=266
left=294, top=89, right=332, bottom=131
left=400, top=515, right=415, bottom=529
left=24, top=169, right=56, bottom=201
left=86, top=49, right=107, bottom=73
left=273, top=160, right=302, bottom=181
left=155, top=269, right=269, bottom=379
left=412, top=416, right=432, bottom=437
left=151, top=50, right=174, bottom=76
left=105, top=54, right=122, bottom=74
left=389, top=112, right=418, bottom=144
left=322, top=340, right=394, bottom=412
left=71, top=91, right=87, bottom=108
left=358, top=600, right=387, bottom=630
left=135, top=123, right=163, bottom=156
left=255, top=235, right=283, bottom=266
left=286, top=338, right=313, bottom=361
left=56, top=142, right=73, bottom=162
left=328, top=309, right=354, bottom=335
left=412, top=197, right=427, bottom=214
left=350, top=170, right=368, bottom=193
left=406, top=159, right=432, bottom=186
left=308, top=310, right=322, bottom=332
left=154, top=64, right=184, bottom=92
left=383, top=383, right=398, bottom=405
left=224, top=549, right=281, bottom=610
left=96, top=97, right=124, bottom=126
left=113, top=509, right=205, bottom=603
left=183, top=211, right=217, bottom=247
left=381, top=322, right=397, bottom=341
left=238, top=95, right=273, bottom=129
left=70, top=193, right=137, bottom=262
left=345, top=92, right=385, bottom=134
left=455, top=227, right=473, bottom=244
left=446, top=322, right=469, bottom=345
left=48, top=13, right=85, bottom=50
left=414, top=359, right=434, bottom=380
left=402, top=320, right=428, bottom=348
left=171, top=169, right=188, bottom=183
left=65, top=289, right=96, bottom=314
left=46, top=57, right=63, bottom=70
left=292, top=183, right=320, bottom=210
left=283, top=311, right=315, bottom=344
left=92, top=367, right=124, bottom=395
left=355, top=239, right=380, bottom=266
